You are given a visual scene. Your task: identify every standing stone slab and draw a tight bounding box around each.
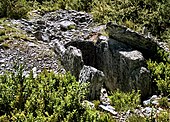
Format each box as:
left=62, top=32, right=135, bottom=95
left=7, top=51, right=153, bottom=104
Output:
left=96, top=38, right=151, bottom=98
left=65, top=40, right=96, bottom=67
left=62, top=46, right=84, bottom=79
left=106, top=22, right=158, bottom=58
left=79, top=65, right=105, bottom=100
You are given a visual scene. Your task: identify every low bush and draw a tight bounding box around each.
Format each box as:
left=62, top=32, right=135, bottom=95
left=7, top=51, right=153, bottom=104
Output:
left=156, top=110, right=170, bottom=122
left=158, top=97, right=170, bottom=109
left=0, top=0, right=29, bottom=19
left=109, top=89, right=141, bottom=112
left=147, top=51, right=170, bottom=96
left=0, top=65, right=115, bottom=121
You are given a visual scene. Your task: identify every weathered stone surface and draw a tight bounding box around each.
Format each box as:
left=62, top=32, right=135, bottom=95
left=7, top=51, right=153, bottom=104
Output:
left=34, top=31, right=49, bottom=42
left=53, top=40, right=66, bottom=58
left=99, top=105, right=117, bottom=115
left=0, top=37, right=65, bottom=75
left=1, top=9, right=166, bottom=101
left=96, top=38, right=151, bottom=98
left=79, top=65, right=105, bottom=100
left=59, top=20, right=76, bottom=30
left=66, top=36, right=151, bottom=98
left=65, top=40, right=96, bottom=67
left=106, top=22, right=159, bottom=58
left=62, top=46, right=84, bottom=79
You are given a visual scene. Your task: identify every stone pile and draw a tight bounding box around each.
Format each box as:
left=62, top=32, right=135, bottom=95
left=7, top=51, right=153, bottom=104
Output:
left=134, top=95, right=164, bottom=118
left=0, top=9, right=169, bottom=122
left=1, top=9, right=167, bottom=99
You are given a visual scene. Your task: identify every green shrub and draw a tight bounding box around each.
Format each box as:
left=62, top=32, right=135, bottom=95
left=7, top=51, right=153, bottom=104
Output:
left=0, top=65, right=86, bottom=121
left=93, top=100, right=100, bottom=109
left=147, top=57, right=170, bottom=96
left=90, top=0, right=170, bottom=42
left=156, top=110, right=170, bottom=122
left=158, top=97, right=170, bottom=109
left=0, top=30, right=5, bottom=36
left=109, top=89, right=141, bottom=112
left=127, top=114, right=146, bottom=122
left=0, top=65, right=116, bottom=121
left=0, top=0, right=29, bottom=19
left=82, top=109, right=115, bottom=122
left=0, top=36, right=9, bottom=42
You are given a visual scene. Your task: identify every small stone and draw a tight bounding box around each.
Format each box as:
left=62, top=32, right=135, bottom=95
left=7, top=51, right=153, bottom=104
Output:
left=100, top=88, right=111, bottom=105
left=142, top=107, right=157, bottom=117
left=28, top=42, right=38, bottom=47
left=60, top=21, right=76, bottom=30
left=150, top=95, right=158, bottom=100
left=0, top=59, right=5, bottom=63
left=152, top=100, right=159, bottom=106
left=143, top=100, right=151, bottom=106
left=32, top=67, right=37, bottom=78
left=34, top=31, right=49, bottom=42
left=99, top=105, right=117, bottom=115
left=37, top=20, right=45, bottom=25
left=92, top=25, right=106, bottom=33
left=1, top=64, right=5, bottom=67
left=126, top=110, right=131, bottom=115
left=98, top=35, right=108, bottom=41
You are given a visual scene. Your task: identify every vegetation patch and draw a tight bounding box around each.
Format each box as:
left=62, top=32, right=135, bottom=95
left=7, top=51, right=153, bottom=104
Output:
left=0, top=66, right=115, bottom=121
left=147, top=51, right=170, bottom=96
left=0, top=43, right=10, bottom=49
left=109, top=90, right=141, bottom=112
left=0, top=0, right=169, bottom=121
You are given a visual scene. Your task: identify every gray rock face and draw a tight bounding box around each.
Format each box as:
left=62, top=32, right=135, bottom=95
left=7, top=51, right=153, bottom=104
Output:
left=62, top=46, right=84, bottom=79
left=67, top=37, right=151, bottom=98
left=53, top=40, right=66, bottom=58
left=59, top=21, right=76, bottom=30
left=65, top=40, right=96, bottom=67
left=34, top=31, right=49, bottom=42
left=106, top=22, right=159, bottom=58
left=2, top=9, right=166, bottom=101
left=99, top=105, right=117, bottom=115
left=79, top=65, right=105, bottom=100
left=96, top=38, right=151, bottom=98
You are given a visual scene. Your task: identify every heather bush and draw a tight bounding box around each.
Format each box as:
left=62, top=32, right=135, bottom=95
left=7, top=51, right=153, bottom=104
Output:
left=0, top=0, right=29, bottom=19
left=109, top=90, right=141, bottom=112
left=0, top=65, right=115, bottom=121
left=147, top=50, right=170, bottom=96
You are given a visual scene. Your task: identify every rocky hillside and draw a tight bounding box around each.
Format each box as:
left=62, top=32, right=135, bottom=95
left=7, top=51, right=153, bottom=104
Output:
left=0, top=10, right=170, bottom=121
left=1, top=9, right=169, bottom=97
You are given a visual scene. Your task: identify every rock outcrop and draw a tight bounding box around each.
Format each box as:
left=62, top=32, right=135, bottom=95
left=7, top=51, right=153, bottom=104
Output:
left=65, top=40, right=96, bottom=67
left=79, top=65, right=105, bottom=100
left=106, top=22, right=159, bottom=58
left=66, top=37, right=151, bottom=98
left=96, top=38, right=151, bottom=98
left=62, top=46, right=84, bottom=80
left=1, top=9, right=168, bottom=100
